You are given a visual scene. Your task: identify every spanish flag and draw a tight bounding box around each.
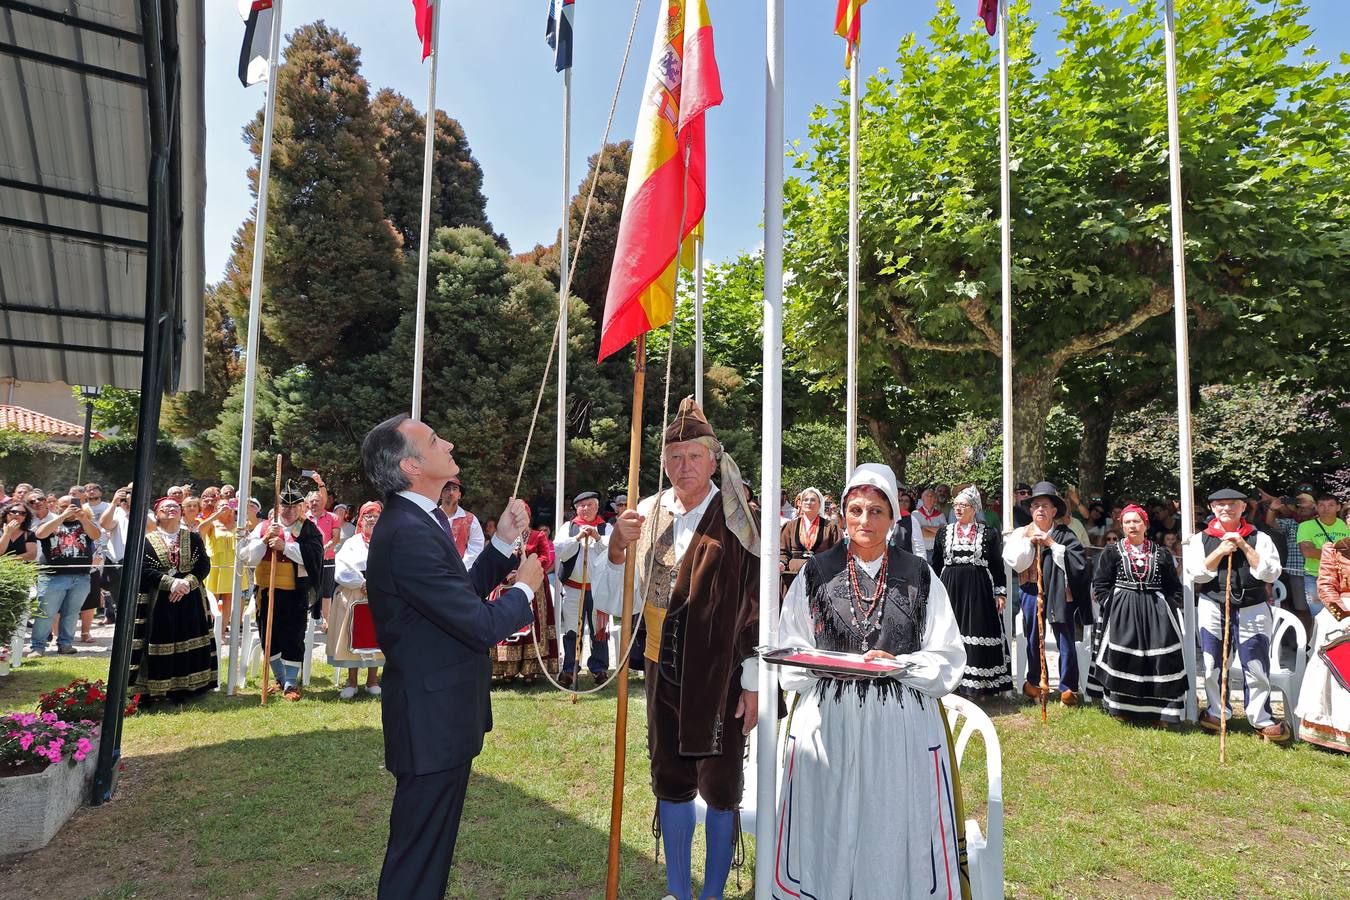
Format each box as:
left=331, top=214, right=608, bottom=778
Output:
left=597, top=0, right=722, bottom=361
left=835, top=0, right=868, bottom=67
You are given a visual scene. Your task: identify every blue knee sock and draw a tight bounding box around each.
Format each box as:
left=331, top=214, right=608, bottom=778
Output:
left=283, top=663, right=301, bottom=687
left=269, top=657, right=285, bottom=684
left=701, top=807, right=736, bottom=899
left=658, top=799, right=695, bottom=900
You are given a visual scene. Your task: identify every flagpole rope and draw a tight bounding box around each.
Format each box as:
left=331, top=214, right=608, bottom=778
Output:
left=510, top=0, right=647, bottom=503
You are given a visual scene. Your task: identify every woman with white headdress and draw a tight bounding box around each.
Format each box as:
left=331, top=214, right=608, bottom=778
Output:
left=771, top=464, right=968, bottom=900
left=931, top=485, right=1013, bottom=697
left=778, top=487, right=841, bottom=597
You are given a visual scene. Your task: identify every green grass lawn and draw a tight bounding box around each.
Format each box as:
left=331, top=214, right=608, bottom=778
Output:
left=2, top=654, right=1347, bottom=898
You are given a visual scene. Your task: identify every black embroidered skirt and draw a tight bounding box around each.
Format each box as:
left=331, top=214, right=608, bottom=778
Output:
left=1085, top=586, right=1187, bottom=722
left=940, top=564, right=1012, bottom=696
left=128, top=588, right=218, bottom=701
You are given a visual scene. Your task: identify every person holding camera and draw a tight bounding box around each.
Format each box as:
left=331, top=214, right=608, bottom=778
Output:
left=28, top=494, right=100, bottom=656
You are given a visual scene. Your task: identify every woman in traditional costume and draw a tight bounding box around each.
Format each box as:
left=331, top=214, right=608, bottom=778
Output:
left=490, top=526, right=560, bottom=682
left=778, top=487, right=841, bottom=597
left=773, top=464, right=968, bottom=900
left=932, top=486, right=1012, bottom=697
left=127, top=497, right=218, bottom=703
left=1294, top=543, right=1350, bottom=752
left=1085, top=505, right=1187, bottom=724
left=329, top=501, right=384, bottom=699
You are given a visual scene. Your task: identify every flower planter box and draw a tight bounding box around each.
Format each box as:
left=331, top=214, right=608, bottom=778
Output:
left=0, top=740, right=97, bottom=861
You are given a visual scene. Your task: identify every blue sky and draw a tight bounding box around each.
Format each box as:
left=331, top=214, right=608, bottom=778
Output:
left=203, top=1, right=1347, bottom=283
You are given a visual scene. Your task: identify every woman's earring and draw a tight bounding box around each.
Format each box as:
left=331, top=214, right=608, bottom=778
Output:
left=842, top=533, right=850, bottom=547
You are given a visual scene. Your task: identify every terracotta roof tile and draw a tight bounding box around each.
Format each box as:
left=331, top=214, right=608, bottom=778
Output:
left=0, top=405, right=103, bottom=441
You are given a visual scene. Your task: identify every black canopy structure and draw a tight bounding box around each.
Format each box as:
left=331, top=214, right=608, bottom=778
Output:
left=0, top=0, right=206, bottom=803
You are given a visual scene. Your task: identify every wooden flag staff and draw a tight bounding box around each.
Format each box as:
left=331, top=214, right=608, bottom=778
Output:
left=260, top=455, right=282, bottom=706
left=605, top=334, right=646, bottom=900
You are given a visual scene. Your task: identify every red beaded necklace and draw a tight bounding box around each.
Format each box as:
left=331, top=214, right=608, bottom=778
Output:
left=1124, top=538, right=1152, bottom=580
left=846, top=551, right=889, bottom=651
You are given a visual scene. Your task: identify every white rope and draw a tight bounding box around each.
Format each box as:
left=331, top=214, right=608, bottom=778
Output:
left=510, top=0, right=647, bottom=502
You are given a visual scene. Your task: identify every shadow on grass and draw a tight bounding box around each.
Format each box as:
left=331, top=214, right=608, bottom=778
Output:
left=0, top=723, right=664, bottom=900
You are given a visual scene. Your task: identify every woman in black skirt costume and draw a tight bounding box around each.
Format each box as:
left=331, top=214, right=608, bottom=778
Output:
left=1086, top=504, right=1187, bottom=724
left=931, top=486, right=1012, bottom=697
left=127, top=497, right=218, bottom=703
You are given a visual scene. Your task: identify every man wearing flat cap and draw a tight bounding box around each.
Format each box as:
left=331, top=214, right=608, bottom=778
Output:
left=1183, top=487, right=1289, bottom=743
left=553, top=490, right=611, bottom=687
left=593, top=396, right=761, bottom=900
left=239, top=482, right=325, bottom=700
left=1003, top=481, right=1093, bottom=705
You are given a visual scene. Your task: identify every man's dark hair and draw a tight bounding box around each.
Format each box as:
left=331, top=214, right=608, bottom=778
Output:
left=362, top=414, right=414, bottom=497
left=1315, top=492, right=1339, bottom=505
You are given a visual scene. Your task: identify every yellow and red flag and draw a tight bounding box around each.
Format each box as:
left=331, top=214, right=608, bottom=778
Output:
left=597, top=0, right=722, bottom=361
left=835, top=0, right=868, bottom=67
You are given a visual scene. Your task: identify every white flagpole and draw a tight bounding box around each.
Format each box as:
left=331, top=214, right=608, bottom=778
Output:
left=411, top=3, right=441, bottom=420
left=693, top=238, right=704, bottom=407
left=998, top=0, right=1020, bottom=681
left=1163, top=0, right=1198, bottom=721
left=555, top=66, right=572, bottom=531
left=756, top=1, right=784, bottom=896
left=845, top=37, right=860, bottom=483
left=227, top=0, right=284, bottom=696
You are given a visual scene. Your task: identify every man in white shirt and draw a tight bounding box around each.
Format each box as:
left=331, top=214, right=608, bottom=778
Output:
left=438, top=476, right=484, bottom=567
left=1184, top=487, right=1289, bottom=743
left=913, top=488, right=948, bottom=561
left=591, top=397, right=761, bottom=900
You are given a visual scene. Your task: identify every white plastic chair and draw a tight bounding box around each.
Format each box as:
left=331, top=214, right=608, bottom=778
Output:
left=1075, top=622, right=1094, bottom=698
left=1219, top=606, right=1306, bottom=732
left=942, top=694, right=1005, bottom=900
left=1272, top=579, right=1287, bottom=605
left=1198, top=605, right=1307, bottom=732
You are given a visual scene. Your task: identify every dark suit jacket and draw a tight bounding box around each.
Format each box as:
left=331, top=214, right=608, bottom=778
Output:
left=366, top=493, right=534, bottom=776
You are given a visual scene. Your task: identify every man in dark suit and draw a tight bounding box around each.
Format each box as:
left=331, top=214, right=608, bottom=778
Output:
left=361, top=414, right=542, bottom=900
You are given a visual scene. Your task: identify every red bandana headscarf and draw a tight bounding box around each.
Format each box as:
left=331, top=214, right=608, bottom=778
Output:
left=1120, top=504, right=1149, bottom=527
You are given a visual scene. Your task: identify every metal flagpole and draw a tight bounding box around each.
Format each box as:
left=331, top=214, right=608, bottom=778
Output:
left=555, top=67, right=572, bottom=531
left=844, top=33, right=860, bottom=482
left=694, top=238, right=704, bottom=407
left=227, top=0, right=284, bottom=696
left=411, top=1, right=441, bottom=420
left=756, top=1, right=784, bottom=896
left=998, top=0, right=1020, bottom=683
left=1163, top=0, right=1198, bottom=721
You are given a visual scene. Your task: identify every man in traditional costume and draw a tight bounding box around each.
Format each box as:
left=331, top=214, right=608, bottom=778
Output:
left=239, top=484, right=325, bottom=700
left=553, top=490, right=611, bottom=688
left=438, top=475, right=484, bottom=566
left=1183, top=487, right=1290, bottom=742
left=593, top=397, right=760, bottom=900
left=1003, top=481, right=1093, bottom=705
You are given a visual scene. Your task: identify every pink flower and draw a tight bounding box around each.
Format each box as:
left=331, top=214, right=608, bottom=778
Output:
left=40, top=712, right=57, bottom=725
left=18, top=732, right=34, bottom=751
left=76, top=737, right=92, bottom=753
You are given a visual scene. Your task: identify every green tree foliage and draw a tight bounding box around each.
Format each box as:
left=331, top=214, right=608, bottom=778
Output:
left=238, top=21, right=402, bottom=367
left=286, top=227, right=624, bottom=504
left=1107, top=380, right=1343, bottom=499
left=783, top=0, right=1350, bottom=482
left=372, top=88, right=497, bottom=248
left=70, top=386, right=140, bottom=434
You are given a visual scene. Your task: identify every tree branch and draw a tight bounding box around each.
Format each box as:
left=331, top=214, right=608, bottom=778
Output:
left=1048, top=285, right=1173, bottom=369
left=961, top=296, right=1002, bottom=349
left=884, top=301, right=994, bottom=354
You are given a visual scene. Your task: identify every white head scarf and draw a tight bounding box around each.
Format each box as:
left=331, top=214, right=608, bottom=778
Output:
left=796, top=487, right=824, bottom=509
left=841, top=464, right=900, bottom=519
left=955, top=485, right=982, bottom=514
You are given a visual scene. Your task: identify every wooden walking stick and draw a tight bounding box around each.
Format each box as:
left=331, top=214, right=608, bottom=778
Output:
left=1219, top=554, right=1233, bottom=763
left=571, top=536, right=590, bottom=704
left=606, top=334, right=646, bottom=900
left=1035, top=535, right=1049, bottom=723
left=260, top=455, right=282, bottom=706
